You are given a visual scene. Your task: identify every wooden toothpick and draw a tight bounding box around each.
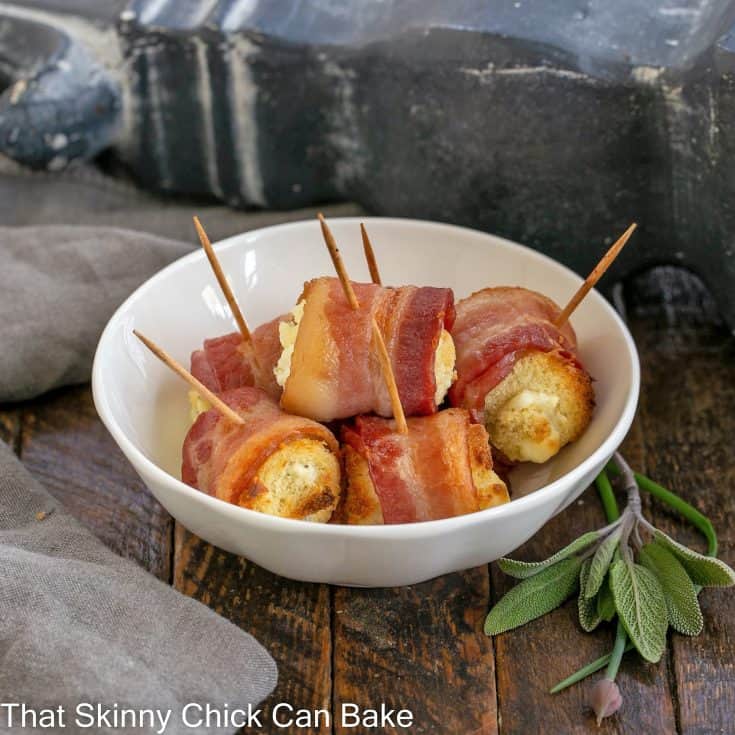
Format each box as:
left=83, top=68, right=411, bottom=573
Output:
left=318, top=213, right=360, bottom=309
left=133, top=330, right=245, bottom=426
left=371, top=318, right=408, bottom=434
left=193, top=216, right=253, bottom=344
left=555, top=222, right=637, bottom=328
left=361, top=223, right=382, bottom=285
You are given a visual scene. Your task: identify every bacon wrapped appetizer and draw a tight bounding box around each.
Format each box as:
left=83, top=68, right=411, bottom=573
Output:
left=189, top=317, right=282, bottom=405
left=275, top=277, right=456, bottom=422
left=340, top=409, right=509, bottom=524
left=449, top=287, right=594, bottom=464
left=183, top=386, right=341, bottom=522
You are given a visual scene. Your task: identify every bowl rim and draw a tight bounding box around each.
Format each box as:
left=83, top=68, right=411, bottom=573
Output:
left=92, top=216, right=640, bottom=540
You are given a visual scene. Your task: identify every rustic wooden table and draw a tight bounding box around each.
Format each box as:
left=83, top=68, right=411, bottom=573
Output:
left=2, top=267, right=733, bottom=734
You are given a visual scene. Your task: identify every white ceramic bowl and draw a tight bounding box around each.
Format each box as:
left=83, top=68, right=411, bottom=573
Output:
left=92, top=218, right=639, bottom=587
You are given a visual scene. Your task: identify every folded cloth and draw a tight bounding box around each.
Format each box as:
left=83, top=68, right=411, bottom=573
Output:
left=0, top=225, right=192, bottom=403
left=0, top=439, right=277, bottom=734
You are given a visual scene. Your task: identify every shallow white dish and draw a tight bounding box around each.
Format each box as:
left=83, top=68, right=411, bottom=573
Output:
left=93, top=217, right=639, bottom=587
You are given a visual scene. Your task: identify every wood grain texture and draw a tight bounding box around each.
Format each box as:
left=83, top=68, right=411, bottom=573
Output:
left=626, top=267, right=735, bottom=734
left=332, top=568, right=496, bottom=735
left=19, top=384, right=173, bottom=580
left=174, top=525, right=333, bottom=734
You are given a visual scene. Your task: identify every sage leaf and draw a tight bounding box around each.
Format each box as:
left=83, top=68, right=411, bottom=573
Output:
left=485, top=557, right=583, bottom=635
left=610, top=559, right=668, bottom=662
left=585, top=529, right=621, bottom=599
left=654, top=530, right=735, bottom=587
left=640, top=542, right=703, bottom=636
left=596, top=576, right=616, bottom=622
left=497, top=531, right=600, bottom=580
left=578, top=559, right=602, bottom=632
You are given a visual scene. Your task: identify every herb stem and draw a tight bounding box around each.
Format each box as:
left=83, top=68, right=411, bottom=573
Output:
left=614, top=452, right=642, bottom=516
left=605, top=619, right=627, bottom=680
left=618, top=514, right=636, bottom=564
left=595, top=469, right=620, bottom=523
left=632, top=521, right=643, bottom=550
left=549, top=642, right=635, bottom=693
left=605, top=465, right=717, bottom=557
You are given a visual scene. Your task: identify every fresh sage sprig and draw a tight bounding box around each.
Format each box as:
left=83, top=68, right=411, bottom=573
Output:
left=485, top=452, right=735, bottom=724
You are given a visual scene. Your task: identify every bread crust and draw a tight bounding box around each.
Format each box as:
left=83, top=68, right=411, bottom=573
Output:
left=342, top=445, right=385, bottom=525
left=467, top=423, right=510, bottom=509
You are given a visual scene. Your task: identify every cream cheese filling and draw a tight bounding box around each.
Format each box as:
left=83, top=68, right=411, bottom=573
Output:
left=274, top=300, right=305, bottom=389
left=189, top=390, right=212, bottom=423
left=434, top=329, right=457, bottom=406
left=490, top=389, right=564, bottom=463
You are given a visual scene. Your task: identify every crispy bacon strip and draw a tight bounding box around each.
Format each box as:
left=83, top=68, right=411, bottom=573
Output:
left=281, top=277, right=455, bottom=421
left=341, top=409, right=483, bottom=523
left=190, top=317, right=282, bottom=400
left=449, top=287, right=580, bottom=411
left=182, top=386, right=338, bottom=505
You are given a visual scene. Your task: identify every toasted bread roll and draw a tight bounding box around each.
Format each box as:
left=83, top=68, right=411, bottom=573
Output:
left=483, top=350, right=594, bottom=463
left=276, top=298, right=456, bottom=408
left=450, top=286, right=594, bottom=464
left=247, top=436, right=341, bottom=522
left=277, top=278, right=456, bottom=421
left=341, top=410, right=509, bottom=525
left=183, top=387, right=341, bottom=522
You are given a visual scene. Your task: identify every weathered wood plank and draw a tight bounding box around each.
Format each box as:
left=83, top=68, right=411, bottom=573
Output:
left=332, top=568, right=496, bottom=734
left=174, top=525, right=333, bottom=734
left=20, top=384, right=173, bottom=580
left=626, top=267, right=735, bottom=734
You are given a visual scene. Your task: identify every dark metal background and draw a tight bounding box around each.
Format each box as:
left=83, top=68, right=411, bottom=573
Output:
left=1, top=0, right=734, bottom=329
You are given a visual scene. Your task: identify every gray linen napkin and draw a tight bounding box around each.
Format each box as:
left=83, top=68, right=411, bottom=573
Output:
left=0, top=439, right=278, bottom=734
left=0, top=225, right=192, bottom=403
